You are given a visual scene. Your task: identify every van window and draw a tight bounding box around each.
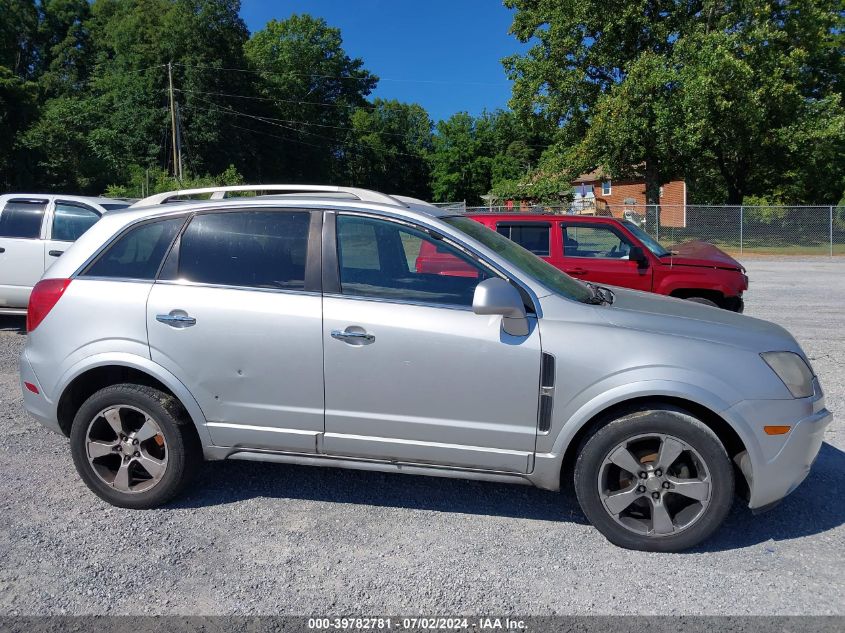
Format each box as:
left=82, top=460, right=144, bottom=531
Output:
left=0, top=199, right=47, bottom=239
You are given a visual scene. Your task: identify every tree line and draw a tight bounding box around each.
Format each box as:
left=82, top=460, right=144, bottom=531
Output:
left=1, top=0, right=843, bottom=206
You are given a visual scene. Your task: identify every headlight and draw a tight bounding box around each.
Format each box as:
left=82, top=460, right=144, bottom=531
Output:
left=761, top=351, right=815, bottom=398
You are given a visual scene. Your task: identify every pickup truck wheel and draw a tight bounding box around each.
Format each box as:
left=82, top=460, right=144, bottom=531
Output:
left=685, top=296, right=719, bottom=308
left=574, top=408, right=734, bottom=552
left=69, top=384, right=201, bottom=509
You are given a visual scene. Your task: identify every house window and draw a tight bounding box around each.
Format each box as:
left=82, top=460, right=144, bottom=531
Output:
left=601, top=180, right=612, bottom=196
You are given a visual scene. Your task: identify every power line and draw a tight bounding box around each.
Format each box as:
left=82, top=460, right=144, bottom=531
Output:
left=173, top=62, right=510, bottom=86
left=183, top=97, right=426, bottom=159
left=184, top=92, right=428, bottom=140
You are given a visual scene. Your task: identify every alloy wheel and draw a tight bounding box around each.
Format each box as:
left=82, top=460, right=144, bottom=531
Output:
left=597, top=433, right=712, bottom=537
left=85, top=405, right=168, bottom=494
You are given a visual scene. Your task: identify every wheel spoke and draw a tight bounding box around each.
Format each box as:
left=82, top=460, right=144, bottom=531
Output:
left=608, top=445, right=643, bottom=476
left=603, top=484, right=641, bottom=515
left=135, top=419, right=159, bottom=443
left=650, top=499, right=675, bottom=535
left=112, top=461, right=131, bottom=491
left=668, top=476, right=710, bottom=501
left=87, top=440, right=117, bottom=459
left=102, top=408, right=123, bottom=437
left=657, top=436, right=684, bottom=471
left=136, top=451, right=165, bottom=480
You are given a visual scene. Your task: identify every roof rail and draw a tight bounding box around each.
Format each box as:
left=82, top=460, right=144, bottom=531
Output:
left=132, top=185, right=405, bottom=208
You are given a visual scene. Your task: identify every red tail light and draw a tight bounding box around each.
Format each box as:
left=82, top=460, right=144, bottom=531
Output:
left=27, top=279, right=72, bottom=331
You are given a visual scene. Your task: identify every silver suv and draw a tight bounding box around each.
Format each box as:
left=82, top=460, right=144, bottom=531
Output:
left=19, top=185, right=831, bottom=551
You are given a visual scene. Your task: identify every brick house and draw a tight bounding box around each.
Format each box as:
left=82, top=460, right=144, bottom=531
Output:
left=572, top=168, right=687, bottom=227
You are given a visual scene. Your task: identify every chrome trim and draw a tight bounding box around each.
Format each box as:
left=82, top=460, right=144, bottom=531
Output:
left=323, top=292, right=475, bottom=312
left=331, top=329, right=375, bottom=343
left=155, top=313, right=196, bottom=327
left=153, top=278, right=320, bottom=297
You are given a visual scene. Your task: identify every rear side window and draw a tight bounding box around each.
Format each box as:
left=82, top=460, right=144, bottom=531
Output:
left=52, top=202, right=100, bottom=242
left=84, top=218, right=183, bottom=280
left=177, top=211, right=310, bottom=290
left=496, top=223, right=550, bottom=256
left=0, top=199, right=47, bottom=239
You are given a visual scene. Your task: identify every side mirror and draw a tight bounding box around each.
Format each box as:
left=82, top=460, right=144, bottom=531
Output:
left=629, top=245, right=649, bottom=269
left=472, top=278, right=530, bottom=337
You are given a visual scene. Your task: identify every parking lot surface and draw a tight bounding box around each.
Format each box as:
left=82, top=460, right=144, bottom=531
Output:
left=0, top=257, right=842, bottom=615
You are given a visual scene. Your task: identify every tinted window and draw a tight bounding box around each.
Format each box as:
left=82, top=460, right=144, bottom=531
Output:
left=100, top=203, right=132, bottom=211
left=52, top=202, right=100, bottom=242
left=496, top=223, right=550, bottom=256
left=0, top=200, right=47, bottom=239
left=84, top=218, right=183, bottom=279
left=563, top=225, right=632, bottom=259
left=337, top=215, right=490, bottom=307
left=178, top=211, right=310, bottom=290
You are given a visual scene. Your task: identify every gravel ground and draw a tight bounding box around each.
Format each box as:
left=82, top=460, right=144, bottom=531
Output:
left=0, top=258, right=842, bottom=616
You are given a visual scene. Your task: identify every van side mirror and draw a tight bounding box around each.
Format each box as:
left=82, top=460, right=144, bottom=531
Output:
left=629, top=246, right=649, bottom=268
left=472, top=278, right=530, bottom=337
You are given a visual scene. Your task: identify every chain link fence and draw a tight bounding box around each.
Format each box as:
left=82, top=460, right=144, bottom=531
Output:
left=459, top=203, right=845, bottom=256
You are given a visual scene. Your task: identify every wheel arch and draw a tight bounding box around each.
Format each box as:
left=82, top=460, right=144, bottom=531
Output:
left=54, top=355, right=211, bottom=448
left=557, top=395, right=751, bottom=498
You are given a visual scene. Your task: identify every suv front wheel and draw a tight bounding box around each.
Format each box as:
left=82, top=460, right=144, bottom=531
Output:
left=574, top=407, right=734, bottom=552
left=70, top=384, right=200, bottom=508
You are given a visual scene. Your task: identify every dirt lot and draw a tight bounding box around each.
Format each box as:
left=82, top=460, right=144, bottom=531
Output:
left=0, top=257, right=842, bottom=615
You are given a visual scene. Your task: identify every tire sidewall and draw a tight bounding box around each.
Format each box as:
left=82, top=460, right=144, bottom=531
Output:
left=574, top=409, right=735, bottom=552
left=69, top=385, right=190, bottom=509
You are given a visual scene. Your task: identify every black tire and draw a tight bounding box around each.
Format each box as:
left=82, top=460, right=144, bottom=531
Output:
left=685, top=296, right=719, bottom=308
left=574, top=406, right=734, bottom=552
left=70, top=383, right=201, bottom=509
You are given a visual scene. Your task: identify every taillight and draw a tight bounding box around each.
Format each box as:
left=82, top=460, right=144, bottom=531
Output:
left=27, top=278, right=72, bottom=331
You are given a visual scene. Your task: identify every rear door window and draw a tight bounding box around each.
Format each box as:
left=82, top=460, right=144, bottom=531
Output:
left=83, top=218, right=184, bottom=279
left=52, top=202, right=101, bottom=242
left=496, top=223, right=550, bottom=256
left=0, top=199, right=48, bottom=239
left=177, top=210, right=310, bottom=290
left=563, top=224, right=633, bottom=259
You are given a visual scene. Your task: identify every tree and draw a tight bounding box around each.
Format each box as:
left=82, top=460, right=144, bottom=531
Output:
left=504, top=0, right=845, bottom=204
left=345, top=99, right=433, bottom=198
left=244, top=14, right=377, bottom=183
left=429, top=109, right=550, bottom=204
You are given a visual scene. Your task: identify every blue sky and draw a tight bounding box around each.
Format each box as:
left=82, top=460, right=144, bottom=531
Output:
left=239, top=0, right=530, bottom=122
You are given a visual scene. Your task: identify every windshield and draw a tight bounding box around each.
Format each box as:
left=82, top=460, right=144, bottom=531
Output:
left=622, top=220, right=671, bottom=257
left=444, top=216, right=594, bottom=303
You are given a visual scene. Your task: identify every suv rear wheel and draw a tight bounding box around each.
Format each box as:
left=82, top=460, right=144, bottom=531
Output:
left=574, top=407, right=734, bottom=552
left=69, top=384, right=200, bottom=508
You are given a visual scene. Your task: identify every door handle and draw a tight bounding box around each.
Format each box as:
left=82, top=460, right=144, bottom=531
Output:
left=0, top=247, right=5, bottom=253
left=48, top=250, right=64, bottom=257
left=331, top=329, right=375, bottom=344
left=566, top=267, right=588, bottom=275
left=156, top=312, right=197, bottom=328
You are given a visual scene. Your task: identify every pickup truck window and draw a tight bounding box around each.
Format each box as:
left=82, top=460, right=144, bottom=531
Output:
left=0, top=199, right=47, bottom=239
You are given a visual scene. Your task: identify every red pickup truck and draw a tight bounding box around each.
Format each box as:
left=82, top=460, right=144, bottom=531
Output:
left=418, top=214, right=748, bottom=312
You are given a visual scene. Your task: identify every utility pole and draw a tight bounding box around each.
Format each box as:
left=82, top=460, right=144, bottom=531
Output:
left=167, top=62, right=180, bottom=180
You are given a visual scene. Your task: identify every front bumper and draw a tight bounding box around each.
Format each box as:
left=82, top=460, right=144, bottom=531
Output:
left=725, top=381, right=832, bottom=510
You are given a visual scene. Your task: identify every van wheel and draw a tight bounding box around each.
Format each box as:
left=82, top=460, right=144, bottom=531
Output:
left=574, top=407, right=734, bottom=552
left=685, top=296, right=719, bottom=308
left=69, top=384, right=201, bottom=509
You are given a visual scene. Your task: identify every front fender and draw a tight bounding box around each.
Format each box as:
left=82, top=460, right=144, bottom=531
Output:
left=529, top=374, right=763, bottom=492
left=53, top=352, right=214, bottom=448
